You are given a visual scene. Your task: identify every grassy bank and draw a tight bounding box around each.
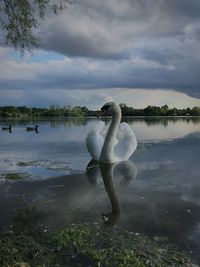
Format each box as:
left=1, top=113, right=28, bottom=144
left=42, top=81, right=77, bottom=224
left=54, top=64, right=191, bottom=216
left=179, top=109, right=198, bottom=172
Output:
left=0, top=223, right=197, bottom=267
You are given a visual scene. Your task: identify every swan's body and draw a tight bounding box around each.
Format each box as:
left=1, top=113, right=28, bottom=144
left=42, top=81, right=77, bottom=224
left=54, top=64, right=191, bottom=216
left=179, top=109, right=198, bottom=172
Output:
left=86, top=102, right=137, bottom=163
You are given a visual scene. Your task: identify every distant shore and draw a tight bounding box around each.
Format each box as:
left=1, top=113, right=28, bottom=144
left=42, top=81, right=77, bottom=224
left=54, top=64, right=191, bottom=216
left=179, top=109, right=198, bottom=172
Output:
left=0, top=104, right=200, bottom=118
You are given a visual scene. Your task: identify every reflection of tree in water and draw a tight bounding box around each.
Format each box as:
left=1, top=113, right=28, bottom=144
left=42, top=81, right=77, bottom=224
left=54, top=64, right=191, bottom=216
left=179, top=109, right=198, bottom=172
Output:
left=50, top=117, right=87, bottom=127
left=123, top=116, right=200, bottom=126
left=86, top=160, right=137, bottom=226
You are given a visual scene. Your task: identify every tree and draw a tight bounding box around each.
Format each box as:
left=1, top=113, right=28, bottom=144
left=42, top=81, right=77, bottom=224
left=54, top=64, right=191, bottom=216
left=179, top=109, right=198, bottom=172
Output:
left=0, top=0, right=72, bottom=55
left=167, top=107, right=177, bottom=116
left=191, top=106, right=200, bottom=116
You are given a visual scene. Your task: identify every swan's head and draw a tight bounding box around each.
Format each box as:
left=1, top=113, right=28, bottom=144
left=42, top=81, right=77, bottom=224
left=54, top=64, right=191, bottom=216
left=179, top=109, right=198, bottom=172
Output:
left=99, top=102, right=121, bottom=116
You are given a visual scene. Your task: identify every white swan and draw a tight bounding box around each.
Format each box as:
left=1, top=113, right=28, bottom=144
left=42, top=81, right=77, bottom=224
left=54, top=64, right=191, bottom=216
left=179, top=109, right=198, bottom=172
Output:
left=86, top=102, right=137, bottom=163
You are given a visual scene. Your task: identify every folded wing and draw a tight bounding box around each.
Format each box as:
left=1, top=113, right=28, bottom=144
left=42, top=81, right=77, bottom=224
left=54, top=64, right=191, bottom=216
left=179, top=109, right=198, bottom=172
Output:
left=86, top=121, right=106, bottom=161
left=113, top=122, right=137, bottom=162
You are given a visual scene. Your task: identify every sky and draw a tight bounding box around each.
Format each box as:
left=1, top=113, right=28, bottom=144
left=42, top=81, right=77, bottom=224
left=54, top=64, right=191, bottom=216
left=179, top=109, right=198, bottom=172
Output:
left=0, top=0, right=200, bottom=109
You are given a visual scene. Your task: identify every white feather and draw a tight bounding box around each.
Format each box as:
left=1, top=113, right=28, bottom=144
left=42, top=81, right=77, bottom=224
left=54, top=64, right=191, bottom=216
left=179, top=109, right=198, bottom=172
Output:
left=86, top=102, right=137, bottom=163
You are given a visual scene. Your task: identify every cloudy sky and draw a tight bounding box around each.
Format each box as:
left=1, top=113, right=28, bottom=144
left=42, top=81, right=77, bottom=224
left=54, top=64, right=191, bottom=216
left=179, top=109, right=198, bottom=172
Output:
left=0, top=0, right=200, bottom=109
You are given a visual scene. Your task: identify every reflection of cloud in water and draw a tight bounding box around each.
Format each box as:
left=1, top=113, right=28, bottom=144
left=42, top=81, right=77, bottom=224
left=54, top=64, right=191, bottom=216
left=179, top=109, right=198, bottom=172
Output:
left=122, top=132, right=200, bottom=263
left=138, top=160, right=173, bottom=171
left=134, top=133, right=200, bottom=196
left=129, top=119, right=200, bottom=142
left=0, top=119, right=200, bottom=177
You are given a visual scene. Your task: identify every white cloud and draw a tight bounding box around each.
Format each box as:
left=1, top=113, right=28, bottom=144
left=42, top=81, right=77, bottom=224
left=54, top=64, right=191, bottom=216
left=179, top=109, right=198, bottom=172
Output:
left=0, top=0, right=200, bottom=105
left=1, top=86, right=200, bottom=110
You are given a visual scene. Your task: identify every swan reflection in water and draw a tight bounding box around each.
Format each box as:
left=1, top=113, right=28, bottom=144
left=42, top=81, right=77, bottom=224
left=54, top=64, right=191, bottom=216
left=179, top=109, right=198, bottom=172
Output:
left=86, top=160, right=137, bottom=226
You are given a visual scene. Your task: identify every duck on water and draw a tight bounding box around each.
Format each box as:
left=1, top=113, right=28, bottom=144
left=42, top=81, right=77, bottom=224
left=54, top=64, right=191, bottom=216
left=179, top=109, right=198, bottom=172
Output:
left=26, top=125, right=39, bottom=133
left=2, top=125, right=12, bottom=133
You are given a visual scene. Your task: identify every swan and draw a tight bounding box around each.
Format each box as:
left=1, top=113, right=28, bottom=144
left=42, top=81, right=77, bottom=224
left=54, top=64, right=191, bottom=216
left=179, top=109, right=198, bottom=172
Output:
left=86, top=102, right=137, bottom=163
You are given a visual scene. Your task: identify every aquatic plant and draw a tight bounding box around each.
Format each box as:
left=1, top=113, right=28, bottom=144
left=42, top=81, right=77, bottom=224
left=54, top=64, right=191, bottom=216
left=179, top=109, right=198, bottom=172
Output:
left=4, top=172, right=23, bottom=180
left=0, top=223, right=197, bottom=267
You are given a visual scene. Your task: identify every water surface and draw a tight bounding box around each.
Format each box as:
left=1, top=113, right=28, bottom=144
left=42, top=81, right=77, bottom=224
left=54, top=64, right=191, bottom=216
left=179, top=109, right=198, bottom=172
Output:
left=0, top=117, right=200, bottom=263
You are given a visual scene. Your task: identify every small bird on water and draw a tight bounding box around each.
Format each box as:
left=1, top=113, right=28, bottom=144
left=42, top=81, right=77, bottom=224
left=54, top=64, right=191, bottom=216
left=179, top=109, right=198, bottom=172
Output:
left=26, top=125, right=39, bottom=133
left=2, top=125, right=12, bottom=133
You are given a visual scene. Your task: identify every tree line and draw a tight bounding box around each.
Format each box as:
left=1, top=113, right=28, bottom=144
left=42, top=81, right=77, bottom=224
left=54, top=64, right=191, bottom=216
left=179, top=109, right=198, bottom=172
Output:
left=0, top=104, right=200, bottom=118
left=120, top=104, right=200, bottom=116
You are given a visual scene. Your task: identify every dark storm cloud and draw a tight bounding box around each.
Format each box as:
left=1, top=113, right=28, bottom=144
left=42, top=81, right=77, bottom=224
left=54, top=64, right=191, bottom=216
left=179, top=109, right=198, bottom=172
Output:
left=0, top=0, right=200, bottom=99
left=0, top=54, right=199, bottom=98
left=38, top=0, right=200, bottom=58
left=40, top=21, right=129, bottom=60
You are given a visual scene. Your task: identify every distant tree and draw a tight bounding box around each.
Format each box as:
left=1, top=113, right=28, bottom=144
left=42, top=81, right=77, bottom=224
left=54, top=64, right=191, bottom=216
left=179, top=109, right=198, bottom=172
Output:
left=81, top=106, right=89, bottom=116
left=120, top=103, right=136, bottom=116
left=160, top=105, right=169, bottom=115
left=0, top=0, right=72, bottom=55
left=167, top=107, right=178, bottom=116
left=186, top=107, right=191, bottom=115
left=191, top=107, right=200, bottom=116
left=144, top=106, right=157, bottom=116
left=72, top=106, right=83, bottom=117
left=163, top=105, right=169, bottom=111
left=0, top=104, right=200, bottom=118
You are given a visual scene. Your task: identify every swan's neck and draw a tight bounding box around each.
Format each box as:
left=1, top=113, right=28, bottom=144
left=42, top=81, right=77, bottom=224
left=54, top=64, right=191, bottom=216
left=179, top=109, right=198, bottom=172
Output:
left=100, top=108, right=121, bottom=163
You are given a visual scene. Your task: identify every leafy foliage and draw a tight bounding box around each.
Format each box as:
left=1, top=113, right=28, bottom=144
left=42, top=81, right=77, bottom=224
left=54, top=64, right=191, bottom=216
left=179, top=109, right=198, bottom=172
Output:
left=0, top=104, right=200, bottom=118
left=120, top=103, right=200, bottom=116
left=0, top=0, right=72, bottom=55
left=0, top=105, right=89, bottom=117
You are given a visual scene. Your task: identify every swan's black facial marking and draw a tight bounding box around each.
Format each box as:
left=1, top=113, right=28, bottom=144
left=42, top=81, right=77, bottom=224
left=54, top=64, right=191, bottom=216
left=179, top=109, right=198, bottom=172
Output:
left=101, top=104, right=110, bottom=113
left=101, top=103, right=113, bottom=116
left=99, top=102, right=114, bottom=116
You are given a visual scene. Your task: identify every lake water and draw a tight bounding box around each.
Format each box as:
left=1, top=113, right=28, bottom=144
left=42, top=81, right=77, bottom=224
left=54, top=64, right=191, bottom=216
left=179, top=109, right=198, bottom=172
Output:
left=0, top=117, right=200, bottom=264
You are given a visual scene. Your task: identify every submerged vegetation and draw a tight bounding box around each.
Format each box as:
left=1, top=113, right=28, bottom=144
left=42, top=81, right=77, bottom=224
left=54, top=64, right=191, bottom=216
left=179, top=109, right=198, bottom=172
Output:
left=0, top=223, right=196, bottom=267
left=4, top=172, right=23, bottom=180
left=0, top=104, right=200, bottom=118
left=0, top=172, right=30, bottom=181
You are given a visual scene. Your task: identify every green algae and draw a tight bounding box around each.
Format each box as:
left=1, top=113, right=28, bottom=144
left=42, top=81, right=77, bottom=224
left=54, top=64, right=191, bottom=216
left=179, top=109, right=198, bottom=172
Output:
left=5, top=172, right=23, bottom=180
left=0, top=223, right=197, bottom=267
left=54, top=223, right=196, bottom=267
